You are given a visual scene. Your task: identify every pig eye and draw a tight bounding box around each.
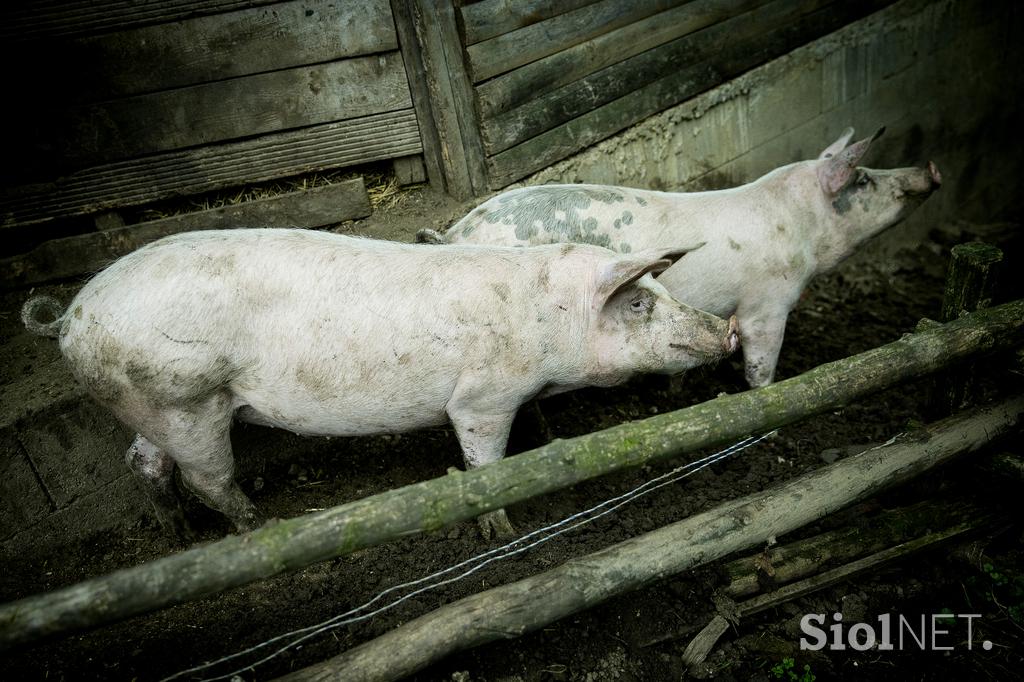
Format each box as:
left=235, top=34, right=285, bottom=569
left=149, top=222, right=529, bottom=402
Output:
left=856, top=171, right=873, bottom=186
left=629, top=296, right=652, bottom=313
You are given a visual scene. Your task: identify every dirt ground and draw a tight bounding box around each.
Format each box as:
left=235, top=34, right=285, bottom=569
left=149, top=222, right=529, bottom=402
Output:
left=0, top=183, right=1022, bottom=682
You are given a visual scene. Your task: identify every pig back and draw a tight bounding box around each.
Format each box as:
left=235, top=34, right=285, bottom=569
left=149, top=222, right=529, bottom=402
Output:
left=59, top=230, right=590, bottom=436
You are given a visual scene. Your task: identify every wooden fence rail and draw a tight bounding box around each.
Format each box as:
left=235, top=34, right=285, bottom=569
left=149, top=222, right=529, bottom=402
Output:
left=277, top=396, right=1023, bottom=681
left=0, top=298, right=1022, bottom=651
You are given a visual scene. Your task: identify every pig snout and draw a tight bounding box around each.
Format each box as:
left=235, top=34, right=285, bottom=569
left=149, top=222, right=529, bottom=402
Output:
left=899, top=162, right=942, bottom=198
left=725, top=315, right=740, bottom=355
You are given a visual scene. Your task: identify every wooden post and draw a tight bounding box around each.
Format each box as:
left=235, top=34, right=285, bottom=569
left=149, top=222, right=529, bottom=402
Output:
left=1, top=300, right=1023, bottom=651
left=392, top=155, right=427, bottom=185
left=274, top=398, right=1023, bottom=682
left=390, top=0, right=488, bottom=199
left=933, top=241, right=1004, bottom=415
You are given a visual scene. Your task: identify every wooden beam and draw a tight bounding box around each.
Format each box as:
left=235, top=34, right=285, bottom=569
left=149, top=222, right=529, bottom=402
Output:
left=460, top=0, right=596, bottom=46
left=1, top=110, right=420, bottom=229
left=399, top=0, right=488, bottom=199
left=465, top=0, right=686, bottom=83
left=390, top=0, right=446, bottom=189
left=0, top=0, right=280, bottom=42
left=475, top=0, right=771, bottom=120
left=12, top=0, right=398, bottom=103
left=275, top=398, right=1023, bottom=682
left=0, top=300, right=1022, bottom=650
left=0, top=178, right=370, bottom=289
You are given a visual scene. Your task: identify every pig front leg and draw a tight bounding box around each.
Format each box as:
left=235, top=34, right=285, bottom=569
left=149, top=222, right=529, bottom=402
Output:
left=738, top=311, right=789, bottom=388
left=446, top=401, right=519, bottom=540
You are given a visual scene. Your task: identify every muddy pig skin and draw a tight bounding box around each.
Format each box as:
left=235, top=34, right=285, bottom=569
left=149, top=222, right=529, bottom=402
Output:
left=429, top=126, right=941, bottom=387
left=22, top=228, right=738, bottom=538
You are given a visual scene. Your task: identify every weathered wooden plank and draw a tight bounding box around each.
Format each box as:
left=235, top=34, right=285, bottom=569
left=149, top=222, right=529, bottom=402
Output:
left=393, top=156, right=427, bottom=185
left=17, top=52, right=412, bottom=174
left=481, top=0, right=813, bottom=154
left=476, top=0, right=768, bottom=119
left=486, top=0, right=891, bottom=188
left=466, top=0, right=686, bottom=83
left=0, top=179, right=370, bottom=289
left=0, top=1, right=279, bottom=42
left=404, top=0, right=488, bottom=199
left=1, top=110, right=421, bottom=229
left=390, top=0, right=446, bottom=189
left=19, top=0, right=397, bottom=103
left=460, top=0, right=597, bottom=45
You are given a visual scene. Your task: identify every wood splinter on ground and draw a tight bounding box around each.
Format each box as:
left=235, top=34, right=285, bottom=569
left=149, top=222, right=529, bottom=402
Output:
left=678, top=502, right=998, bottom=674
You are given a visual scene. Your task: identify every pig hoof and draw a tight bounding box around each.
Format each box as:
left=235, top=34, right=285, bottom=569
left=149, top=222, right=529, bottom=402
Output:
left=477, top=510, right=516, bottom=540
left=165, top=517, right=198, bottom=546
left=233, top=513, right=265, bottom=535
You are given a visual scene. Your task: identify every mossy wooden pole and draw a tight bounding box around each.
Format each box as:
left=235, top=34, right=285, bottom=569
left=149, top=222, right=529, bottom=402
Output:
left=1, top=300, right=1023, bottom=651
left=933, top=241, right=1004, bottom=415
left=276, top=397, right=1024, bottom=682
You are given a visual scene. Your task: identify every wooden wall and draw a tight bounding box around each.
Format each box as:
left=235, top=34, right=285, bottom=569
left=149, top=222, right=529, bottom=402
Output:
left=405, top=0, right=896, bottom=198
left=0, top=0, right=901, bottom=243
left=0, top=0, right=422, bottom=236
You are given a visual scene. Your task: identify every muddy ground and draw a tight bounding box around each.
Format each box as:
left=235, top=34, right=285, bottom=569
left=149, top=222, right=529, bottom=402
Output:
left=1, top=184, right=1022, bottom=682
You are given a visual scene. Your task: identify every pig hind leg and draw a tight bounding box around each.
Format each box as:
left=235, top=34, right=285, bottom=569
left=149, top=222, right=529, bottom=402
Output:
left=126, top=392, right=260, bottom=534
left=125, top=434, right=192, bottom=540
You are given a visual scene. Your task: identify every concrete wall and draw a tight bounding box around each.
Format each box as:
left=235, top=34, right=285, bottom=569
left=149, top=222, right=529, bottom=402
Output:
left=523, top=0, right=1022, bottom=260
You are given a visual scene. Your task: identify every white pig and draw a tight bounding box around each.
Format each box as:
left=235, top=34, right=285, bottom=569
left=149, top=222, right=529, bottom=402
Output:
left=424, top=126, right=941, bottom=387
left=22, top=229, right=738, bottom=538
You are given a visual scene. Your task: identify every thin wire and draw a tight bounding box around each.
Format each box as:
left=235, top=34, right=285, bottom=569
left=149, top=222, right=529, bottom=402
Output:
left=164, top=430, right=775, bottom=682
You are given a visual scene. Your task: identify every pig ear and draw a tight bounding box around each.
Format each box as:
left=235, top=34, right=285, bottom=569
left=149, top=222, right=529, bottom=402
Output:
left=634, top=242, right=706, bottom=266
left=816, top=127, right=885, bottom=195
left=818, top=127, right=856, bottom=160
left=594, top=252, right=684, bottom=308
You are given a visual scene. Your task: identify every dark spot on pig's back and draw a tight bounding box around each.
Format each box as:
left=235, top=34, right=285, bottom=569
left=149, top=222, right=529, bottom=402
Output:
left=728, top=238, right=742, bottom=251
